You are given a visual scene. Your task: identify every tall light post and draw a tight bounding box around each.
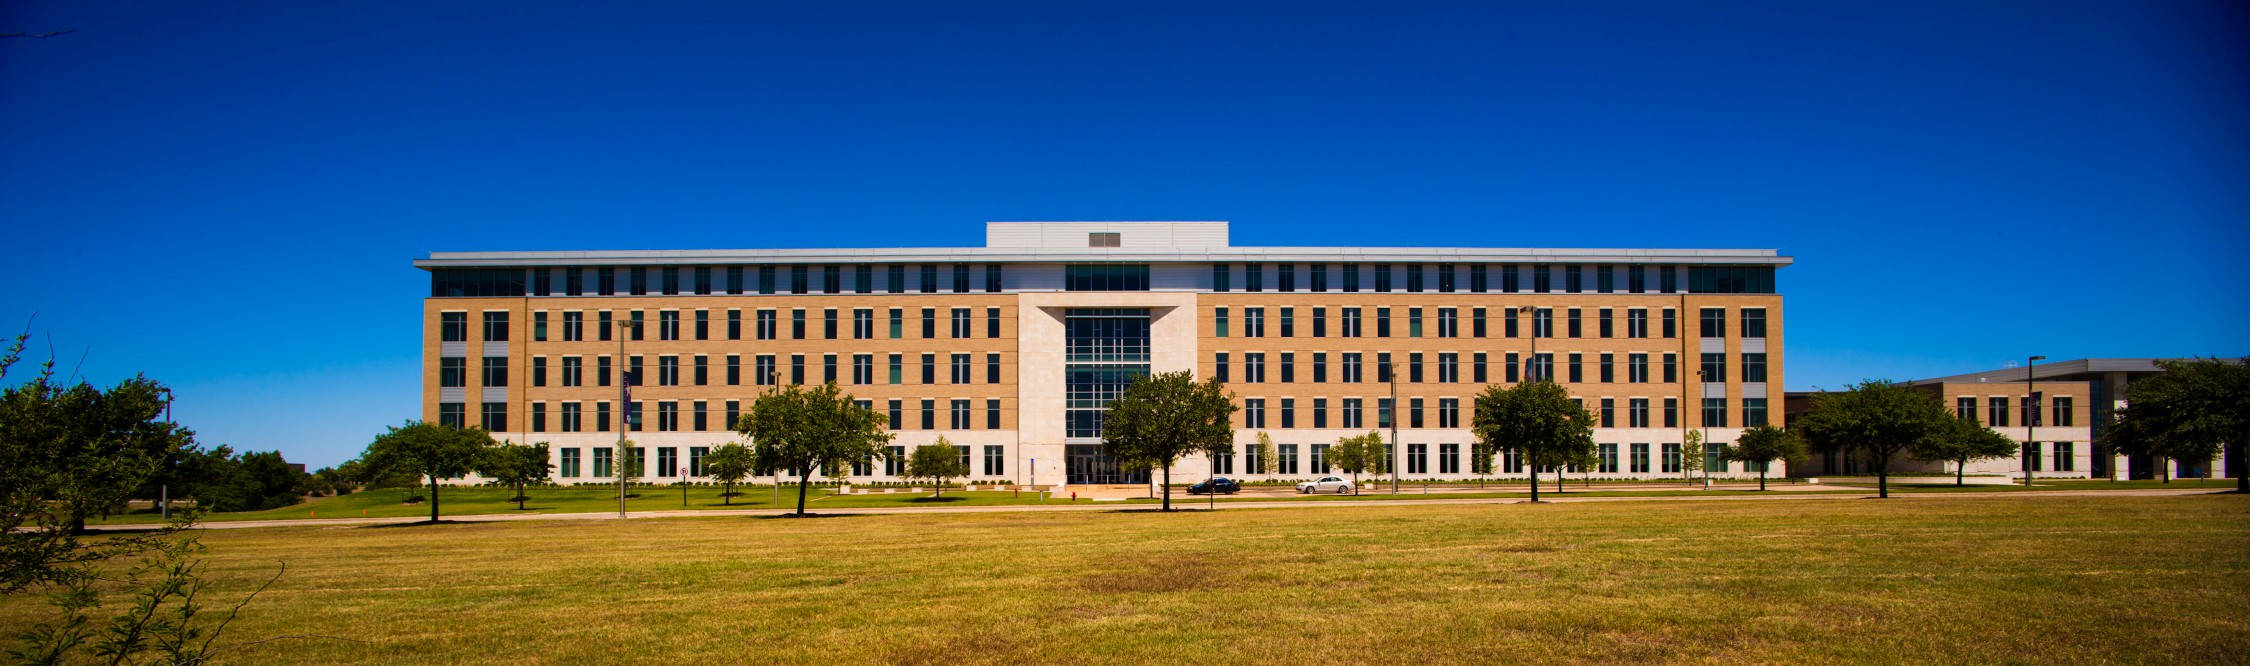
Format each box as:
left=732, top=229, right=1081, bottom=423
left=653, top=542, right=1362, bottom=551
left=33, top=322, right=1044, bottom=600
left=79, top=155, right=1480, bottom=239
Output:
left=617, top=317, right=643, bottom=519
left=2024, top=355, right=2045, bottom=488
left=1518, top=306, right=1539, bottom=382
left=1696, top=369, right=1710, bottom=489
left=157, top=387, right=173, bottom=520
left=1385, top=361, right=1400, bottom=494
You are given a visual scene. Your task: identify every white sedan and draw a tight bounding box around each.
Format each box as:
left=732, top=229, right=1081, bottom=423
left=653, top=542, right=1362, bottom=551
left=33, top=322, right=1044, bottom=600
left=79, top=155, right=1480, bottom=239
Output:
left=1298, top=476, right=1354, bottom=494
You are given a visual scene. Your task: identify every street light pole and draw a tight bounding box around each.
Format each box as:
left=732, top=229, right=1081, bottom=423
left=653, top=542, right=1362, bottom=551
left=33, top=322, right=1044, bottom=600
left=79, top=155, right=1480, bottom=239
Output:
left=1387, top=361, right=1400, bottom=495
left=2025, top=355, right=2045, bottom=488
left=1696, top=370, right=1710, bottom=490
left=617, top=318, right=641, bottom=519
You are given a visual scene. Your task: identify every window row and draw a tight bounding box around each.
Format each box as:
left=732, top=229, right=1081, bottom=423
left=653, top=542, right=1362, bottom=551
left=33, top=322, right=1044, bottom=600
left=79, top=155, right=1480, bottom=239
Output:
left=551, top=443, right=1012, bottom=479
left=1210, top=263, right=1775, bottom=295
left=1228, top=396, right=1771, bottom=430
left=1231, top=441, right=1767, bottom=476
left=446, top=307, right=1010, bottom=344
left=443, top=398, right=1013, bottom=434
left=1207, top=352, right=1770, bottom=386
left=449, top=352, right=1012, bottom=389
left=1212, top=307, right=1768, bottom=340
left=434, top=264, right=1006, bottom=298
left=1953, top=395, right=2077, bottom=428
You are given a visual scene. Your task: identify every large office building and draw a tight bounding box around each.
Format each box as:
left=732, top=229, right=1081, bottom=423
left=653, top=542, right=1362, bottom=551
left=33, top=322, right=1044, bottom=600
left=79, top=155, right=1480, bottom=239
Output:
left=416, top=222, right=1791, bottom=486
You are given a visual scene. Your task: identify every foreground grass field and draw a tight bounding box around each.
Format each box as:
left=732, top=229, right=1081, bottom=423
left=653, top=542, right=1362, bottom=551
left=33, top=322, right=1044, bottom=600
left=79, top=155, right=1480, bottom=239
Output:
left=93, top=478, right=2214, bottom=524
left=20, top=494, right=2246, bottom=664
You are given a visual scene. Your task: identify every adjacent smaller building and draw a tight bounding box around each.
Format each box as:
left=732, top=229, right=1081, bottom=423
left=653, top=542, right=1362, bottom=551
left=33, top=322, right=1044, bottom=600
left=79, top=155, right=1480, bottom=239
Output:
left=1788, top=358, right=2235, bottom=481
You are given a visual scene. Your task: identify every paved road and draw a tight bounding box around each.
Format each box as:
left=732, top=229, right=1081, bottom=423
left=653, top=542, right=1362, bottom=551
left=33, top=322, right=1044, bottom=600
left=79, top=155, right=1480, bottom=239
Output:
left=85, top=486, right=2236, bottom=532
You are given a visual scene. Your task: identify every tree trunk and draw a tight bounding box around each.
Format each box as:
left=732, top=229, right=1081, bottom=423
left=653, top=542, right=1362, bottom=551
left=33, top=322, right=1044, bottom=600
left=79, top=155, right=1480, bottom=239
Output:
left=1876, top=453, right=1890, bottom=498
left=795, top=468, right=811, bottom=515
left=2234, top=441, right=2247, bottom=493
left=1352, top=471, right=1360, bottom=496
left=1759, top=469, right=1767, bottom=491
left=517, top=482, right=527, bottom=510
left=723, top=482, right=732, bottom=506
left=2162, top=456, right=2171, bottom=483
left=1956, top=458, right=1967, bottom=487
left=1529, top=463, right=1540, bottom=503
left=1161, top=465, right=1172, bottom=511
left=429, top=475, right=441, bottom=522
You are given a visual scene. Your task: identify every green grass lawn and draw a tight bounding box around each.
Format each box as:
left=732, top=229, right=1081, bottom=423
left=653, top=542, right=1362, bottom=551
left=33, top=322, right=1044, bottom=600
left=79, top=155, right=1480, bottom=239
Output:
left=94, top=478, right=2225, bottom=524
left=17, top=494, right=2246, bottom=664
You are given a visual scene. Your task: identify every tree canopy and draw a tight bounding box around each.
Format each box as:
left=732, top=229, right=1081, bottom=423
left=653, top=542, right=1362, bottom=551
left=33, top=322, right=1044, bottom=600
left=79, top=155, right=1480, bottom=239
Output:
left=2104, top=358, right=2248, bottom=490
left=1794, top=380, right=1954, bottom=498
left=1099, top=370, right=1237, bottom=511
left=1472, top=381, right=1595, bottom=503
left=477, top=441, right=551, bottom=510
left=737, top=383, right=894, bottom=515
left=1910, top=415, right=2019, bottom=487
left=1324, top=432, right=1384, bottom=495
left=703, top=443, right=754, bottom=505
left=359, top=421, right=492, bottom=522
left=1724, top=424, right=1807, bottom=491
left=907, top=437, right=970, bottom=498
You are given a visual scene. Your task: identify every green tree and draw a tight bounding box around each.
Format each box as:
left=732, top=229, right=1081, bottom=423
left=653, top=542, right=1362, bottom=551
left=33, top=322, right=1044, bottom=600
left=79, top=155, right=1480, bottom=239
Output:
left=1324, top=432, right=1383, bottom=495
left=703, top=443, right=755, bottom=505
left=907, top=437, right=971, bottom=498
left=737, top=383, right=895, bottom=516
left=1472, top=381, right=1596, bottom=503
left=1795, top=380, right=1955, bottom=498
left=1251, top=431, right=1277, bottom=475
left=1679, top=430, right=1705, bottom=485
left=1910, top=416, right=2019, bottom=486
left=1099, top=370, right=1237, bottom=512
left=477, top=441, right=551, bottom=510
left=358, top=421, right=493, bottom=522
left=2104, top=358, right=2248, bottom=491
left=1724, top=424, right=1807, bottom=491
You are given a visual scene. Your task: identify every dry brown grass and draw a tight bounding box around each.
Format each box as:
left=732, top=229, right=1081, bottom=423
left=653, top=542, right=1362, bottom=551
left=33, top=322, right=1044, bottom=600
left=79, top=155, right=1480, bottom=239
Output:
left=6, top=495, right=2246, bottom=664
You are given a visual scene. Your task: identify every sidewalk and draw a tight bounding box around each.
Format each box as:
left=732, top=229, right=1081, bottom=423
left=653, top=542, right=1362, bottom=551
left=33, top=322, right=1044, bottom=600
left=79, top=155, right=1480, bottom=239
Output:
left=84, top=486, right=2235, bottom=532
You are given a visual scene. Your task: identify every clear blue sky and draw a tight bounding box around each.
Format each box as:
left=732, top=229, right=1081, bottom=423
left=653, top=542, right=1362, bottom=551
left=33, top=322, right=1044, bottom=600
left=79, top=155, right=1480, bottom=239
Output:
left=3, top=1, right=2244, bottom=468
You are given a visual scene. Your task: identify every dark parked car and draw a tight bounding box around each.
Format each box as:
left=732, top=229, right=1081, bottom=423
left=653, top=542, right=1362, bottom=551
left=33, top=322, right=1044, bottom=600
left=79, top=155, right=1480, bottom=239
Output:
left=1188, top=477, right=1241, bottom=495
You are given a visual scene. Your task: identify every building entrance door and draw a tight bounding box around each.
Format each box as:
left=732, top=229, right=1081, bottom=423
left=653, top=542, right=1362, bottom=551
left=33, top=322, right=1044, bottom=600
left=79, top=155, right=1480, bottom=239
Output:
left=1067, top=444, right=1148, bottom=485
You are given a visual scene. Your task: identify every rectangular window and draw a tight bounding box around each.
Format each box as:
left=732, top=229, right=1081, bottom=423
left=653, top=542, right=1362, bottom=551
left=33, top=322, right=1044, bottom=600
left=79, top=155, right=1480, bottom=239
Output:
left=532, top=311, right=548, bottom=342
left=1279, top=444, right=1300, bottom=475
left=726, top=266, right=744, bottom=294
left=1629, top=398, right=1649, bottom=428
left=1343, top=398, right=1363, bottom=429
left=1313, top=353, right=1328, bottom=383
left=1533, top=265, right=1552, bottom=293
left=1599, top=443, right=1618, bottom=473
left=1744, top=398, right=1769, bottom=427
left=1280, top=398, right=1296, bottom=428
left=1701, top=353, right=1727, bottom=383
left=854, top=309, right=874, bottom=339
left=951, top=308, right=972, bottom=339
left=1280, top=307, right=1295, bottom=338
left=1343, top=264, right=1360, bottom=292
left=1407, top=443, right=1428, bottom=474
left=1376, top=308, right=1391, bottom=338
left=1700, top=308, right=1726, bottom=339
left=1702, top=398, right=1729, bottom=428
left=952, top=264, right=971, bottom=293
left=921, top=308, right=936, bottom=338
left=1473, top=353, right=1488, bottom=383
left=986, top=264, right=1004, bottom=293
left=855, top=264, right=874, bottom=294
left=1742, top=308, right=1767, bottom=338
left=1664, top=398, right=1678, bottom=428
left=2053, top=442, right=2075, bottom=472
left=987, top=307, right=1002, bottom=339
left=1989, top=397, right=2010, bottom=427
left=1278, top=264, right=1296, bottom=292
left=560, top=448, right=581, bottom=477
left=1629, top=443, right=1649, bottom=473
left=1212, top=264, right=1231, bottom=292
left=1312, top=307, right=1326, bottom=338
left=482, top=311, right=510, bottom=342
left=1214, top=307, right=1229, bottom=338
left=1313, top=398, right=1328, bottom=428
left=1373, top=264, right=1392, bottom=292
left=726, top=309, right=741, bottom=340
left=1243, top=399, right=1265, bottom=429
left=853, top=354, right=874, bottom=385
left=1662, top=309, right=1677, bottom=339
left=440, top=357, right=466, bottom=388
left=693, top=355, right=708, bottom=386
left=1215, top=353, right=1230, bottom=383
left=1311, top=264, right=1329, bottom=292
left=1341, top=308, right=1361, bottom=337
left=755, top=355, right=776, bottom=386
left=1743, top=353, right=1767, bottom=383
left=561, top=403, right=583, bottom=434
left=921, top=265, right=938, bottom=293
left=2054, top=397, right=2074, bottom=427
left=1661, top=267, right=1679, bottom=293
left=887, top=265, right=906, bottom=294
left=987, top=399, right=1002, bottom=430
left=530, top=402, right=546, bottom=433
left=951, top=354, right=972, bottom=384
left=1567, top=308, right=1581, bottom=338
left=481, top=357, right=508, bottom=388
left=1600, top=398, right=1615, bottom=428
left=921, top=354, right=935, bottom=384
left=1245, top=353, right=1265, bottom=383
left=1245, top=307, right=1264, bottom=337
left=1439, top=398, right=1459, bottom=428
left=921, top=399, right=935, bottom=429
left=889, top=354, right=903, bottom=385
left=482, top=402, right=507, bottom=431
left=1662, top=443, right=1680, bottom=473
left=950, top=399, right=971, bottom=429
left=1244, top=263, right=1263, bottom=292
left=1664, top=354, right=1678, bottom=383
left=1568, top=353, right=1583, bottom=383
